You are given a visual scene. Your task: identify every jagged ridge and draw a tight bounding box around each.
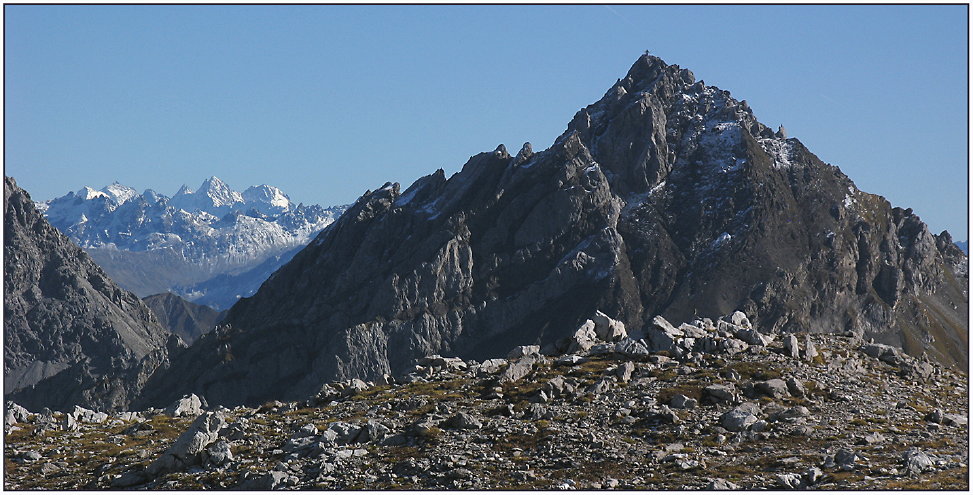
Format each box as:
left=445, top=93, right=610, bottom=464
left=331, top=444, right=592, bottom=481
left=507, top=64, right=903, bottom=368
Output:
left=138, top=54, right=967, bottom=408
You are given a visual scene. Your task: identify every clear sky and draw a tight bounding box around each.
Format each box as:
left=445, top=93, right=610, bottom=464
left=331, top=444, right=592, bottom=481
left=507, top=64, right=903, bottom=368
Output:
left=5, top=4, right=968, bottom=239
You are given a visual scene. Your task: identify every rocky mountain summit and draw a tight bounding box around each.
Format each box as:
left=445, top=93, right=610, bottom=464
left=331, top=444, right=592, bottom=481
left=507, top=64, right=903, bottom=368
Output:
left=39, top=176, right=347, bottom=309
left=140, top=54, right=967, bottom=409
left=3, top=176, right=175, bottom=412
left=4, top=311, right=967, bottom=489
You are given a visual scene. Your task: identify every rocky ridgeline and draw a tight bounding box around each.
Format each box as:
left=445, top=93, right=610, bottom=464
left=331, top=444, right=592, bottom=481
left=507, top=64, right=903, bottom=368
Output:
left=3, top=176, right=174, bottom=412
left=4, top=311, right=967, bottom=490
left=143, top=54, right=967, bottom=411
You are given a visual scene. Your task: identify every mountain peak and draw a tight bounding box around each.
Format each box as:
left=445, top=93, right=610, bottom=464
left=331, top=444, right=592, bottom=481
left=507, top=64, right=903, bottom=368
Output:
left=101, top=182, right=138, bottom=204
left=199, top=176, right=238, bottom=198
left=621, top=52, right=694, bottom=92
left=170, top=177, right=243, bottom=212
left=76, top=186, right=108, bottom=201
left=200, top=175, right=227, bottom=189
left=243, top=184, right=292, bottom=213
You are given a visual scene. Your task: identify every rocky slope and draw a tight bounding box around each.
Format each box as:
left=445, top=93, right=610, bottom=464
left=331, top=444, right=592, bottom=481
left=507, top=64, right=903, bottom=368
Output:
left=138, top=54, right=967, bottom=409
left=4, top=312, right=967, bottom=489
left=39, top=177, right=346, bottom=309
left=142, top=293, right=226, bottom=345
left=3, top=176, right=176, bottom=412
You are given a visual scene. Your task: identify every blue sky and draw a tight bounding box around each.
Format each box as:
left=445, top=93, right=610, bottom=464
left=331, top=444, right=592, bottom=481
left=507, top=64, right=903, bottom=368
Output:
left=5, top=4, right=968, bottom=239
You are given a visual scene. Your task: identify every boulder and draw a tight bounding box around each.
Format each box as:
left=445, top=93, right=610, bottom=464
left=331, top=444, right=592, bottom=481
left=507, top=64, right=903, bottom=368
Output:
left=499, top=356, right=539, bottom=384
left=237, top=471, right=295, bottom=490
left=115, top=411, right=142, bottom=422
left=776, top=473, right=806, bottom=490
left=754, top=379, right=790, bottom=399
left=861, top=343, right=904, bottom=366
left=443, top=412, right=482, bottom=430
left=203, top=440, right=233, bottom=467
left=507, top=345, right=541, bottom=360
left=5, top=402, right=31, bottom=426
left=785, top=377, right=806, bottom=397
left=783, top=335, right=800, bottom=359
left=694, top=336, right=720, bottom=354
left=734, top=327, right=772, bottom=346
left=776, top=406, right=810, bottom=421
left=61, top=414, right=78, bottom=431
left=902, top=448, right=934, bottom=474
left=544, top=376, right=569, bottom=398
left=646, top=315, right=684, bottom=352
left=720, top=406, right=758, bottom=432
left=325, top=422, right=362, bottom=445
left=357, top=420, right=390, bottom=443
left=565, top=320, right=598, bottom=353
left=418, top=355, right=468, bottom=371
left=164, top=394, right=204, bottom=418
left=70, top=406, right=108, bottom=424
left=475, top=358, right=508, bottom=376
left=719, top=338, right=749, bottom=355
left=587, top=378, right=613, bottom=396
left=706, top=478, right=739, bottom=490
left=146, top=412, right=227, bottom=476
left=677, top=323, right=708, bottom=339
left=669, top=394, right=698, bottom=410
left=859, top=432, right=886, bottom=445
left=614, top=338, right=651, bottom=358
left=650, top=315, right=681, bottom=334
left=111, top=471, right=149, bottom=488
left=906, top=360, right=935, bottom=380
left=702, top=384, right=737, bottom=405
left=833, top=447, right=858, bottom=468
left=524, top=403, right=552, bottom=421
left=592, top=311, right=628, bottom=341
left=614, top=362, right=636, bottom=383
left=729, top=311, right=751, bottom=328
left=803, top=335, right=819, bottom=362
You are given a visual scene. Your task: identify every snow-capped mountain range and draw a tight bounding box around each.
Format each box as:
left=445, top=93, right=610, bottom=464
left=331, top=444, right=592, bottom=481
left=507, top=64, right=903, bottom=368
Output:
left=38, top=177, right=347, bottom=309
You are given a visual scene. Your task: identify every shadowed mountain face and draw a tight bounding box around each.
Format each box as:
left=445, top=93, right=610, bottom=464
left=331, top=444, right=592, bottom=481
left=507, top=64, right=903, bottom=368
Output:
left=142, top=293, right=226, bottom=345
left=4, top=176, right=176, bottom=412
left=138, top=55, right=968, bottom=408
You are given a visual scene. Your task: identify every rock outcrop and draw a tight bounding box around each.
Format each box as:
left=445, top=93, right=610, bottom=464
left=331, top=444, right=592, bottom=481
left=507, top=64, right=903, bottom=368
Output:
left=4, top=176, right=175, bottom=412
left=138, top=54, right=967, bottom=408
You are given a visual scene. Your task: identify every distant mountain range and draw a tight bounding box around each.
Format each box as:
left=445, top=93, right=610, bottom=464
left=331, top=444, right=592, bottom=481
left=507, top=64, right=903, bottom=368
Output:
left=956, top=241, right=968, bottom=254
left=38, top=177, right=347, bottom=309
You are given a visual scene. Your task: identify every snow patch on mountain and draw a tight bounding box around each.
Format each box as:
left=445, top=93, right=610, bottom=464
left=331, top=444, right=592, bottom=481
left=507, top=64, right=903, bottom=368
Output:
left=759, top=138, right=796, bottom=169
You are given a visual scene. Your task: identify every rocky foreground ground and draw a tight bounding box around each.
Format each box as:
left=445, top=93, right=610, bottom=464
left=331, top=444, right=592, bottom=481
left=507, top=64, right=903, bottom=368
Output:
left=4, top=312, right=969, bottom=490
